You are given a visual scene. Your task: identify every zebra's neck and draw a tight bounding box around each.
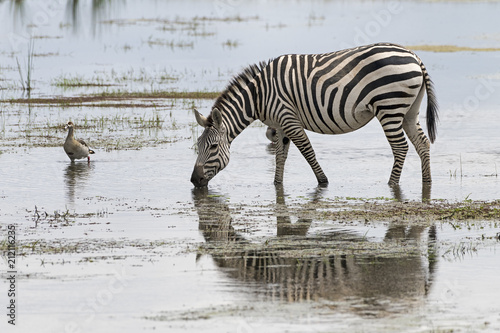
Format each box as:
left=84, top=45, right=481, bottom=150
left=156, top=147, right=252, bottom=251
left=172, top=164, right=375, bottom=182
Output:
left=213, top=62, right=267, bottom=143
left=215, top=93, right=257, bottom=143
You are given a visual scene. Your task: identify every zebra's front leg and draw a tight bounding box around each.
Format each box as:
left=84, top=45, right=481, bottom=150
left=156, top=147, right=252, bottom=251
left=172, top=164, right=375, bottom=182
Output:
left=284, top=125, right=329, bottom=185
left=273, top=129, right=290, bottom=185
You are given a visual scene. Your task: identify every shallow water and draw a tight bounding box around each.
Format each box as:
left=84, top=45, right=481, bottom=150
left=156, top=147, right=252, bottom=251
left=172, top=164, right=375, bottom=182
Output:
left=1, top=1, right=500, bottom=332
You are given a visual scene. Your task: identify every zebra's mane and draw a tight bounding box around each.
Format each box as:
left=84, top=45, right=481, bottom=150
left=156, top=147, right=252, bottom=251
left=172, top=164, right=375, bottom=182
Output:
left=210, top=61, right=268, bottom=123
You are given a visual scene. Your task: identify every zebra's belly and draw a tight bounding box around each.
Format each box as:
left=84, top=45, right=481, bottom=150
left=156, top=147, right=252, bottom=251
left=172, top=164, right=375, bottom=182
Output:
left=300, top=106, right=375, bottom=135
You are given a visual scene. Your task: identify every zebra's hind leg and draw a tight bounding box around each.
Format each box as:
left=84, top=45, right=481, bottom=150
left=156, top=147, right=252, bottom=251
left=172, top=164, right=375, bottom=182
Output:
left=403, top=85, right=432, bottom=183
left=273, top=128, right=291, bottom=184
left=404, top=123, right=431, bottom=183
left=403, top=122, right=432, bottom=184
left=377, top=111, right=409, bottom=185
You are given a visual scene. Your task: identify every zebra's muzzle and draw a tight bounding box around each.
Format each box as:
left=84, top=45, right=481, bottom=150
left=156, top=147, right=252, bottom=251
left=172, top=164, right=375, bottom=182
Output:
left=191, top=165, right=209, bottom=187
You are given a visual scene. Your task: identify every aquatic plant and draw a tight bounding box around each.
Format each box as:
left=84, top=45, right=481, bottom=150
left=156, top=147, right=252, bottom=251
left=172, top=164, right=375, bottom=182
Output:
left=52, top=75, right=109, bottom=88
left=16, top=38, right=35, bottom=92
left=3, top=90, right=219, bottom=107
left=407, top=44, right=500, bottom=53
left=222, top=39, right=240, bottom=49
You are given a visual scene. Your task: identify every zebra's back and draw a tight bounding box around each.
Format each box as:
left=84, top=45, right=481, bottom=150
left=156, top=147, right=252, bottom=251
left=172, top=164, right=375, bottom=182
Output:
left=267, top=43, right=425, bottom=134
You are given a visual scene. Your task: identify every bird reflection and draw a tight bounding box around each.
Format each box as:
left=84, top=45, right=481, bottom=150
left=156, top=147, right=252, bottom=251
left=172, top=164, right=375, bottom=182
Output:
left=64, top=162, right=93, bottom=204
left=192, top=185, right=437, bottom=313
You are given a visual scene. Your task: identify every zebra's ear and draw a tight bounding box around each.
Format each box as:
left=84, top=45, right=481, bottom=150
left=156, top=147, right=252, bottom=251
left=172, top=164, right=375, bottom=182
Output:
left=194, top=109, right=210, bottom=128
left=212, top=108, right=223, bottom=130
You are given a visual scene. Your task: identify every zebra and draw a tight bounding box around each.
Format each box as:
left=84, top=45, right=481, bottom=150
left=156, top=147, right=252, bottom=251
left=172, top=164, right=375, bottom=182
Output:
left=191, top=43, right=438, bottom=188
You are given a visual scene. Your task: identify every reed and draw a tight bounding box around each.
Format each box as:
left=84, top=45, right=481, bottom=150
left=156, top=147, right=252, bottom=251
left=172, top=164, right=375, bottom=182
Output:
left=16, top=38, right=35, bottom=92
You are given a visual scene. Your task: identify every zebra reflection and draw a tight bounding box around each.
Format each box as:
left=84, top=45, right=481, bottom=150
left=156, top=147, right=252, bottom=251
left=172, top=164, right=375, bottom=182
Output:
left=192, top=188, right=437, bottom=310
left=192, top=187, right=243, bottom=243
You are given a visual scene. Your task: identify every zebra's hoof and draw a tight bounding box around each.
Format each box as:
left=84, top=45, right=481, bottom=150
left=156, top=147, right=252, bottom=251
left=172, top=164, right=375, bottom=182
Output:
left=317, top=178, right=329, bottom=185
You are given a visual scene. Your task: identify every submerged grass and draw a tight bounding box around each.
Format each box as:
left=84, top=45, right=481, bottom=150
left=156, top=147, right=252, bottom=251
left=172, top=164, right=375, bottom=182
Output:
left=0, top=237, right=174, bottom=256
left=0, top=102, right=185, bottom=149
left=2, top=90, right=220, bottom=106
left=192, top=197, right=500, bottom=263
left=303, top=198, right=500, bottom=223
left=407, top=44, right=500, bottom=52
left=51, top=68, right=181, bottom=89
left=102, top=15, right=259, bottom=26
left=52, top=75, right=115, bottom=87
left=1, top=197, right=498, bottom=261
left=95, top=90, right=220, bottom=99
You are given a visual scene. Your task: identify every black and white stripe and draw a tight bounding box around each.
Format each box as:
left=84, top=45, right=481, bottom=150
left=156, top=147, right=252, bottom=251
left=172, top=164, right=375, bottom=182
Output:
left=191, top=43, right=438, bottom=187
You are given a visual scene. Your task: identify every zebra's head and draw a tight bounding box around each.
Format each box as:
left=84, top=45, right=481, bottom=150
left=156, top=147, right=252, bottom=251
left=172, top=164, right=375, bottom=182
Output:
left=191, top=108, right=230, bottom=187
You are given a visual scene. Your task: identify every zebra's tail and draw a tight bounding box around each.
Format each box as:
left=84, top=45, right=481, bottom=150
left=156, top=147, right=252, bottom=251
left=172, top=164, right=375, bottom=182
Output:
left=420, top=62, right=439, bottom=144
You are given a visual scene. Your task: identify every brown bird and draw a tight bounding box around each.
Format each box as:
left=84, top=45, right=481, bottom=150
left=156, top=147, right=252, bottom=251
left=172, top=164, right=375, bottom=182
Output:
left=63, top=121, right=95, bottom=162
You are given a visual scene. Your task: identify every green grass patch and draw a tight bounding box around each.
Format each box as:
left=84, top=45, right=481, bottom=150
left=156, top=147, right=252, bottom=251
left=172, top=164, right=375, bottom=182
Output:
left=52, top=75, right=115, bottom=87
